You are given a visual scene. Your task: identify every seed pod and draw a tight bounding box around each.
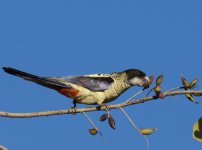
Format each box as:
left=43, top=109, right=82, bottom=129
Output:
left=139, top=128, right=158, bottom=135
left=156, top=74, right=163, bottom=85
left=181, top=76, right=190, bottom=89
left=154, top=86, right=162, bottom=93
left=89, top=128, right=98, bottom=135
left=185, top=93, right=199, bottom=104
left=100, top=114, right=108, bottom=122
left=190, top=79, right=198, bottom=89
left=108, top=115, right=116, bottom=130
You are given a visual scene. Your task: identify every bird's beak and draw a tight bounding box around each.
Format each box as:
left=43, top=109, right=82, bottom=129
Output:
left=141, top=76, right=150, bottom=86
left=144, top=76, right=150, bottom=83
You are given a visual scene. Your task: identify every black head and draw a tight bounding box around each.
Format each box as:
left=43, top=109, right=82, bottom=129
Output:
left=124, top=69, right=146, bottom=79
left=124, top=69, right=148, bottom=86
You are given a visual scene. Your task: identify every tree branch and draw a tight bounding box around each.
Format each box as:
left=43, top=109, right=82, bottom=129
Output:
left=0, top=90, right=202, bottom=118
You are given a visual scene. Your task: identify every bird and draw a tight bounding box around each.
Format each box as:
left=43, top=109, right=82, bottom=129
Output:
left=2, top=67, right=149, bottom=107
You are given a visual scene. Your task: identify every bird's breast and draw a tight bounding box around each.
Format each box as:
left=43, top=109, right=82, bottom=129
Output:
left=102, top=82, right=131, bottom=103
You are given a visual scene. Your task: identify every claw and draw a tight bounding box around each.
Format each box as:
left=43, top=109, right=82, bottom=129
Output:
left=97, top=104, right=110, bottom=110
left=70, top=100, right=77, bottom=115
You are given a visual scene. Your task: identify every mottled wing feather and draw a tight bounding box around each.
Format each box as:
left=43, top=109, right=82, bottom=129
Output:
left=61, top=76, right=114, bottom=92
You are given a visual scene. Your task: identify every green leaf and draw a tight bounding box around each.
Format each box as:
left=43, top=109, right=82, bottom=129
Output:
left=181, top=76, right=190, bottom=89
left=190, top=79, right=198, bottom=89
left=185, top=93, right=199, bottom=104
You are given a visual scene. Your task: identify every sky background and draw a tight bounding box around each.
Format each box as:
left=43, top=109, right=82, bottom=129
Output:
left=0, top=0, right=202, bottom=150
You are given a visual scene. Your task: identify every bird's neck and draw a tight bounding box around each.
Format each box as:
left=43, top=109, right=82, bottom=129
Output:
left=104, top=73, right=131, bottom=102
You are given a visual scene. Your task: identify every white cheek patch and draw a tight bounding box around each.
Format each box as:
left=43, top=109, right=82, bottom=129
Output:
left=129, top=77, right=144, bottom=86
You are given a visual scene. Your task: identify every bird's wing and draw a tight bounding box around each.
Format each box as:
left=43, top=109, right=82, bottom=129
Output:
left=52, top=75, right=114, bottom=92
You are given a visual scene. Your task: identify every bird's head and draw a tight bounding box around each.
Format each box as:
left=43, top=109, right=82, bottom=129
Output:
left=124, top=69, right=150, bottom=87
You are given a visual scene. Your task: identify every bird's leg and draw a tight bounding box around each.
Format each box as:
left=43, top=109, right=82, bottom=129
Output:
left=70, top=100, right=77, bottom=114
left=73, top=100, right=77, bottom=108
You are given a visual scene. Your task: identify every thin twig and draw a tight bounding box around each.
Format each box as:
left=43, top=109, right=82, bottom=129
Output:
left=82, top=112, right=98, bottom=130
left=145, top=88, right=154, bottom=97
left=164, top=86, right=184, bottom=93
left=126, top=89, right=144, bottom=102
left=106, top=108, right=110, bottom=118
left=119, top=107, right=149, bottom=150
left=82, top=112, right=108, bottom=142
left=102, top=105, right=110, bottom=117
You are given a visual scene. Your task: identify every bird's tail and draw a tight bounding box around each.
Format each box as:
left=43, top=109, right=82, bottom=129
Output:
left=2, top=67, right=67, bottom=90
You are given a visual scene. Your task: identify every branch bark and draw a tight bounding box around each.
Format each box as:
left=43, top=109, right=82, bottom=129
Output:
left=0, top=90, right=201, bottom=118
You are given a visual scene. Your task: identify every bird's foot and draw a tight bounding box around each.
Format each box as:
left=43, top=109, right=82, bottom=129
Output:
left=69, top=107, right=77, bottom=115
left=97, top=104, right=110, bottom=116
left=97, top=103, right=109, bottom=110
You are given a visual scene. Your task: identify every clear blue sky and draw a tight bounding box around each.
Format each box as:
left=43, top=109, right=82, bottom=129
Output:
left=0, top=0, right=202, bottom=150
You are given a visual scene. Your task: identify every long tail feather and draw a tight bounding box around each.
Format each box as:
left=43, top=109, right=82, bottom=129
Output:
left=2, top=67, right=67, bottom=90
